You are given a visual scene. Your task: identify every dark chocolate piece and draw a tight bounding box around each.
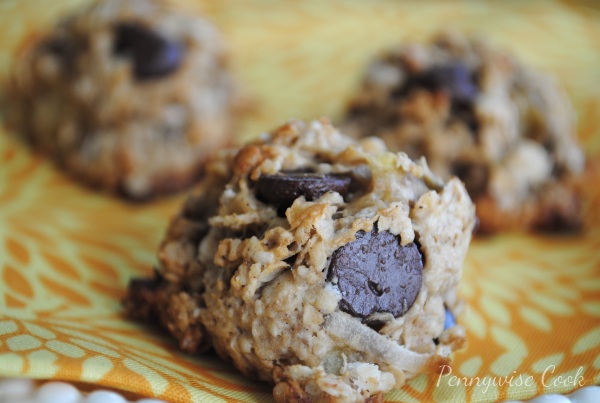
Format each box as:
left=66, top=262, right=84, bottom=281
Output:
left=327, top=229, right=423, bottom=319
left=394, top=62, right=479, bottom=132
left=399, top=62, right=478, bottom=103
left=452, top=161, right=489, bottom=198
left=256, top=172, right=352, bottom=215
left=124, top=276, right=160, bottom=321
left=113, top=22, right=183, bottom=80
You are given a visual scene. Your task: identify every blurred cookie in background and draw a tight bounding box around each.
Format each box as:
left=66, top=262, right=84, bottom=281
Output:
left=343, top=30, right=585, bottom=234
left=5, top=0, right=243, bottom=200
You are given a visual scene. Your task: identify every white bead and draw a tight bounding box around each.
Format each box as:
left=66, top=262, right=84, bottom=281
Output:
left=569, top=386, right=600, bottom=403
left=0, top=378, right=34, bottom=398
left=529, top=394, right=572, bottom=403
left=85, top=390, right=127, bottom=403
left=35, top=382, right=81, bottom=403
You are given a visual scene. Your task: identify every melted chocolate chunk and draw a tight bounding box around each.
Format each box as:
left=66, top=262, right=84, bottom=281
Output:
left=125, top=276, right=161, bottom=321
left=327, top=230, right=423, bottom=319
left=400, top=62, right=477, bottom=103
left=256, top=172, right=352, bottom=216
left=113, top=22, right=183, bottom=80
left=394, top=62, right=479, bottom=132
left=452, top=162, right=489, bottom=198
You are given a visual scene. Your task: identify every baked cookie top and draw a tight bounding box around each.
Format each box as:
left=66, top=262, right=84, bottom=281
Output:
left=126, top=118, right=476, bottom=402
left=6, top=0, right=239, bottom=199
left=344, top=30, right=584, bottom=233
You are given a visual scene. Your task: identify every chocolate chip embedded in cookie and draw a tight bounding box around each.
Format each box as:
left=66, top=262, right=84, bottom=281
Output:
left=394, top=62, right=478, bottom=105
left=256, top=172, right=352, bottom=216
left=113, top=22, right=184, bottom=80
left=6, top=0, right=242, bottom=199
left=328, top=229, right=422, bottom=319
left=123, top=276, right=160, bottom=321
left=394, top=62, right=479, bottom=132
left=125, top=118, right=476, bottom=402
left=343, top=30, right=584, bottom=233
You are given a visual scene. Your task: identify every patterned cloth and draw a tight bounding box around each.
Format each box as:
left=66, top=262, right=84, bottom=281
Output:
left=0, top=1, right=599, bottom=402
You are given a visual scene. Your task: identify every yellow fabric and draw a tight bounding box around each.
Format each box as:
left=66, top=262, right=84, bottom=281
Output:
left=1, top=1, right=599, bottom=402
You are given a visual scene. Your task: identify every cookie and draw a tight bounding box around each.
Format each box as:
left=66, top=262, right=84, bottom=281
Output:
left=125, top=118, right=476, bottom=402
left=343, top=30, right=585, bottom=233
left=5, top=0, right=240, bottom=199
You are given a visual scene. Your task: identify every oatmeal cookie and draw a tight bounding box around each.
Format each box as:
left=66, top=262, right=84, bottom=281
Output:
left=125, top=118, right=476, bottom=402
left=343, top=30, right=584, bottom=233
left=5, top=0, right=240, bottom=199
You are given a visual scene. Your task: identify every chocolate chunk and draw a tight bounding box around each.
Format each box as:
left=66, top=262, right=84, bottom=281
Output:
left=452, top=162, right=489, bottom=198
left=113, top=22, right=183, bottom=80
left=256, top=172, right=352, bottom=216
left=124, top=276, right=161, bottom=321
left=533, top=184, right=582, bottom=233
left=404, top=62, right=478, bottom=104
left=394, top=62, right=479, bottom=132
left=444, top=308, right=456, bottom=329
left=451, top=98, right=479, bottom=133
left=327, top=229, right=423, bottom=319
